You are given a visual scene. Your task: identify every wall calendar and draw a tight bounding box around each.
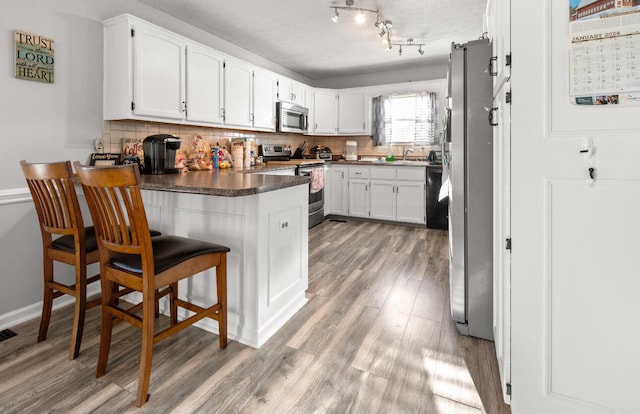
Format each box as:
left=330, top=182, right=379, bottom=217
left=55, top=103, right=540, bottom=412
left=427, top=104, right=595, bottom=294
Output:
left=569, top=0, right=640, bottom=105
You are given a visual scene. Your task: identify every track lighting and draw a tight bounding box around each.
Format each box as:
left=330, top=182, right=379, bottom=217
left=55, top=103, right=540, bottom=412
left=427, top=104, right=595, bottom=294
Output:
left=390, top=39, right=426, bottom=56
left=329, top=1, right=424, bottom=56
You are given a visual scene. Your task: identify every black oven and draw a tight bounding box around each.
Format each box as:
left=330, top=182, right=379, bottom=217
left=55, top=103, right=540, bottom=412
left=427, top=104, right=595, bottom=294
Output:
left=297, top=164, right=324, bottom=228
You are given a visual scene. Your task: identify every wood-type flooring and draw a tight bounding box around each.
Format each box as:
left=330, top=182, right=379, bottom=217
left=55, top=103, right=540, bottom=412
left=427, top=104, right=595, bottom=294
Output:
left=0, top=220, right=511, bottom=413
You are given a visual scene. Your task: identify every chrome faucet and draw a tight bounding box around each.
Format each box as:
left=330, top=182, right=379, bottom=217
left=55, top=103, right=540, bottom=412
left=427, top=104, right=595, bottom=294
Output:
left=402, top=148, right=414, bottom=161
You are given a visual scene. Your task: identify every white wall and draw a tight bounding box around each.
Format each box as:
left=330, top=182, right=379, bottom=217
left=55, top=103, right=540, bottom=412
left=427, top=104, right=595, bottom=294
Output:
left=313, top=58, right=448, bottom=89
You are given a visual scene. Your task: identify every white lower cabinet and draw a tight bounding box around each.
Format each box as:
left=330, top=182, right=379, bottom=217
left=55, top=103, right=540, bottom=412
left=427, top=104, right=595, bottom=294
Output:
left=395, top=180, right=426, bottom=224
left=348, top=179, right=369, bottom=218
left=331, top=165, right=426, bottom=224
left=326, top=166, right=348, bottom=216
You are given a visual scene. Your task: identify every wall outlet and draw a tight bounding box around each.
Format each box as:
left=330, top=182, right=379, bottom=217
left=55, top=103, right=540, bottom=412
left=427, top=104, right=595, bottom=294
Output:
left=94, top=138, right=104, bottom=152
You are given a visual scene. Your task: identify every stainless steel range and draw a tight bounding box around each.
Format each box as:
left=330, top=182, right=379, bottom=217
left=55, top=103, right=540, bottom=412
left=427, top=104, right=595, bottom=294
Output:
left=259, top=144, right=325, bottom=228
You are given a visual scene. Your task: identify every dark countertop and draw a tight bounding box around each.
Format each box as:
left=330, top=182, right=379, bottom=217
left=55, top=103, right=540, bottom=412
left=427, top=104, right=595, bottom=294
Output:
left=139, top=165, right=309, bottom=197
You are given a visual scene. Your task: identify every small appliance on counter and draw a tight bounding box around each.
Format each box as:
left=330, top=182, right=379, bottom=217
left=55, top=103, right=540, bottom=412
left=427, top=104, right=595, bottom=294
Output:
left=258, top=144, right=292, bottom=161
left=143, top=134, right=182, bottom=174
left=309, top=145, right=333, bottom=160
left=427, top=150, right=442, bottom=163
left=344, top=140, right=357, bottom=161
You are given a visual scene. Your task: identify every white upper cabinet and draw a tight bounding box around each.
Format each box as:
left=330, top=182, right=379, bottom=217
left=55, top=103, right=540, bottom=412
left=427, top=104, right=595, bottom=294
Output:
left=312, top=89, right=338, bottom=134
left=224, top=60, right=277, bottom=131
left=223, top=58, right=253, bottom=128
left=278, top=77, right=308, bottom=107
left=104, top=15, right=187, bottom=121
left=133, top=24, right=185, bottom=120
left=186, top=43, right=224, bottom=124
left=252, top=68, right=277, bottom=131
left=338, top=91, right=368, bottom=135
left=103, top=14, right=275, bottom=131
left=311, top=89, right=370, bottom=135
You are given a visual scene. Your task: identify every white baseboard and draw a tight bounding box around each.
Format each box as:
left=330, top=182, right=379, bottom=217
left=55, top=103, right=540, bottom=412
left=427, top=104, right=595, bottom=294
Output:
left=0, top=285, right=102, bottom=331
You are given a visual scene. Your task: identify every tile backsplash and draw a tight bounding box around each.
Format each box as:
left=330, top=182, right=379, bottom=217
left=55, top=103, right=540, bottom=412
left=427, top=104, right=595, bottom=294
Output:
left=103, top=120, right=437, bottom=159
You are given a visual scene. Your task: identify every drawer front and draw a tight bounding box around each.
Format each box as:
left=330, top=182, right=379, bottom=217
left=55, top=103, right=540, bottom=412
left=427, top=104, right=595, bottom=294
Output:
left=370, top=166, right=396, bottom=180
left=349, top=166, right=370, bottom=179
left=397, top=166, right=426, bottom=181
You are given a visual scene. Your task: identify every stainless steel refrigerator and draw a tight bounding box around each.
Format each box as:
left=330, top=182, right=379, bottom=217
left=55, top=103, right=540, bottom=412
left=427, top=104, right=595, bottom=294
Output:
left=444, top=38, right=494, bottom=341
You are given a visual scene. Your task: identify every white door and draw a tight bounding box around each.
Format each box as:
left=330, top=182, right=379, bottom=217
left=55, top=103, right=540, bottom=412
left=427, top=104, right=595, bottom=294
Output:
left=224, top=59, right=252, bottom=128
left=252, top=68, right=276, bottom=131
left=348, top=179, right=369, bottom=218
left=492, top=80, right=511, bottom=404
left=327, top=167, right=347, bottom=216
left=396, top=181, right=425, bottom=224
left=511, top=2, right=640, bottom=413
left=133, top=24, right=185, bottom=119
left=186, top=44, right=223, bottom=124
left=313, top=90, right=337, bottom=134
left=338, top=92, right=367, bottom=134
left=369, top=180, right=395, bottom=221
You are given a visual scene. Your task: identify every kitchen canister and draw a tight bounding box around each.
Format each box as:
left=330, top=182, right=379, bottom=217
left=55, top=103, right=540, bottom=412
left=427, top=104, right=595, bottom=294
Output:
left=232, top=145, right=244, bottom=169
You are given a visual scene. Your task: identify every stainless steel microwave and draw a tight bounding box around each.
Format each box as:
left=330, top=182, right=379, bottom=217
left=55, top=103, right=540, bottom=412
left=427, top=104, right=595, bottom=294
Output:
left=277, top=101, right=308, bottom=134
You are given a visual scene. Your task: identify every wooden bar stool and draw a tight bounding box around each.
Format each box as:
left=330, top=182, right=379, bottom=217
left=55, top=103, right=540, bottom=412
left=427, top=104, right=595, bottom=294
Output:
left=20, top=160, right=103, bottom=360
left=74, top=162, right=229, bottom=408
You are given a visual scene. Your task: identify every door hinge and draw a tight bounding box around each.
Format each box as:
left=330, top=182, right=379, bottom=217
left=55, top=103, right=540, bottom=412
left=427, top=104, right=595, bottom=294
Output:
left=506, top=383, right=512, bottom=396
left=489, top=56, right=497, bottom=77
left=131, top=28, right=135, bottom=37
left=506, top=53, right=512, bottom=67
left=505, top=238, right=512, bottom=250
left=131, top=101, right=135, bottom=111
left=506, top=91, right=512, bottom=104
left=489, top=107, right=498, bottom=127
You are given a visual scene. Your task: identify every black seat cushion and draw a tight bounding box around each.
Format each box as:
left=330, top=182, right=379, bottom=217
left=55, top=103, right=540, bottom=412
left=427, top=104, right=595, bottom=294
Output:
left=51, top=226, right=162, bottom=254
left=110, top=235, right=230, bottom=275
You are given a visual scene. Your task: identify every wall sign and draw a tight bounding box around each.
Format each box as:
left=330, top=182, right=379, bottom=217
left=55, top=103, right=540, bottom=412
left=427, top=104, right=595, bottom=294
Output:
left=568, top=1, right=640, bottom=105
left=14, top=30, right=54, bottom=83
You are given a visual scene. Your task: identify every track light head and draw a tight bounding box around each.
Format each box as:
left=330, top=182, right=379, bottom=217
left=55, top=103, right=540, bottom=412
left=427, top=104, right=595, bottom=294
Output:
left=332, top=8, right=339, bottom=22
left=418, top=46, right=424, bottom=55
left=398, top=45, right=403, bottom=56
left=378, top=29, right=386, bottom=38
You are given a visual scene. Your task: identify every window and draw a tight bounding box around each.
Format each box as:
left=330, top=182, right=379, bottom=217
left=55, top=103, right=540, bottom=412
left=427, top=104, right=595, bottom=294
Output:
left=372, top=92, right=437, bottom=146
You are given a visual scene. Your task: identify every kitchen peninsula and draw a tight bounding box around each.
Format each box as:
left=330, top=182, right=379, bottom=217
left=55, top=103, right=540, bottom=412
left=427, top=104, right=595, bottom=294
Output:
left=137, top=168, right=310, bottom=348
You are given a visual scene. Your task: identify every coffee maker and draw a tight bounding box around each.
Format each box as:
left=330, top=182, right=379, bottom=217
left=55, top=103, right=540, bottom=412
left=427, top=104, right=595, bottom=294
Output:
left=143, top=134, right=182, bottom=174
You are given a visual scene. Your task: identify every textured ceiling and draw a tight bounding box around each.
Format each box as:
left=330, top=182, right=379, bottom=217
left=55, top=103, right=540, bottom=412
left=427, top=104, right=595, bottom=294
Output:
left=139, top=0, right=487, bottom=81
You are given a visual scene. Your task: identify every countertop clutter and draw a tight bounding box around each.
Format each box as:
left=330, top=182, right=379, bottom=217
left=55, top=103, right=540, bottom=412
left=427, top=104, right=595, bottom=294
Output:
left=138, top=165, right=309, bottom=197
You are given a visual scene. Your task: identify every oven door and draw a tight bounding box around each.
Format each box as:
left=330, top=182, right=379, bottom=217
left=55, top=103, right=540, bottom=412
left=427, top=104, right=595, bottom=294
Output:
left=298, top=165, right=324, bottom=227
